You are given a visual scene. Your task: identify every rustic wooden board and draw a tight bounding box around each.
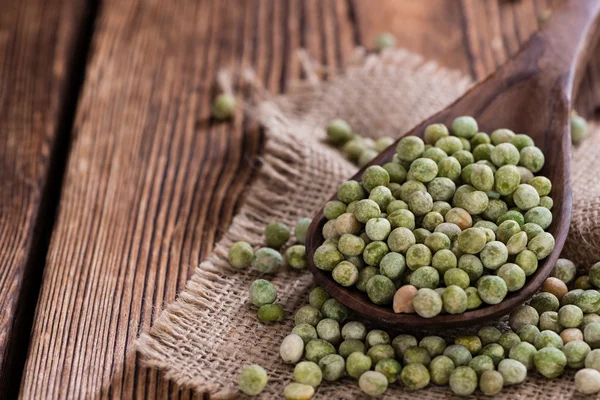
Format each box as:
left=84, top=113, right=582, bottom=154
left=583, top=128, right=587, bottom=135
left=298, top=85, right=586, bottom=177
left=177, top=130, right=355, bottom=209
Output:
left=0, top=0, right=89, bottom=395
left=19, top=0, right=592, bottom=398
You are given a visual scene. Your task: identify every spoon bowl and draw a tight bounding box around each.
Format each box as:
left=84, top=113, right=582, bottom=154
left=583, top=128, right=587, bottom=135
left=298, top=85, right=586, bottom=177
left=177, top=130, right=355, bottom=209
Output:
left=306, top=0, right=600, bottom=328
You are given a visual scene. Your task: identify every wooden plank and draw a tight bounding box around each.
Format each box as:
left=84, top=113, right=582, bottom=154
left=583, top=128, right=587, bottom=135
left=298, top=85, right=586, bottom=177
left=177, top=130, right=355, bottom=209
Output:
left=19, top=0, right=590, bottom=399
left=0, top=0, right=89, bottom=396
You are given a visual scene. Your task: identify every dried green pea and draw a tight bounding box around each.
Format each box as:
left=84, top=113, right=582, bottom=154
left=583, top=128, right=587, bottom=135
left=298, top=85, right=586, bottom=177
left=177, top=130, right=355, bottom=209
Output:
left=436, top=136, right=463, bottom=155
left=465, top=287, right=483, bottom=309
left=453, top=150, right=475, bottom=168
left=427, top=177, right=456, bottom=202
left=280, top=333, right=305, bottom=364
left=434, top=222, right=462, bottom=242
left=480, top=343, right=505, bottom=366
left=406, top=244, right=432, bottom=270
left=375, top=358, right=402, bottom=384
left=293, top=324, right=318, bottom=345
left=356, top=266, right=378, bottom=292
left=249, top=279, right=277, bottom=307
left=479, top=241, right=509, bottom=270
left=491, top=128, right=516, bottom=145
left=491, top=143, right=520, bottom=167
left=401, top=363, right=430, bottom=390
left=432, top=249, right=458, bottom=275
left=444, top=344, right=473, bottom=366
left=419, top=336, right=447, bottom=357
left=383, top=162, right=407, bottom=184
left=575, top=369, right=600, bottom=395
left=478, top=275, right=508, bottom=305
left=294, top=361, right=322, bottom=387
left=497, top=220, right=521, bottom=243
left=346, top=351, right=372, bottom=379
left=498, top=359, right=527, bottom=385
left=212, top=93, right=237, bottom=120
left=403, top=346, right=432, bottom=366
left=457, top=227, right=487, bottom=254
left=515, top=249, right=538, bottom=276
left=422, top=211, right=444, bottom=231
left=509, top=305, right=539, bottom=331
left=422, top=146, right=448, bottom=163
left=534, top=347, right=566, bottom=378
left=424, top=123, right=450, bottom=144
left=358, top=149, right=378, bottom=167
left=366, top=275, right=395, bottom=305
left=228, top=241, right=254, bottom=269
left=338, top=339, right=366, bottom=359
left=391, top=334, right=417, bottom=357
left=449, top=366, right=478, bottom=396
left=519, top=146, right=545, bottom=173
left=324, top=200, right=347, bottom=220
left=238, top=364, right=268, bottom=395
left=432, top=201, right=452, bottom=216
left=413, top=288, right=442, bottom=318
left=286, top=245, right=307, bottom=269
left=494, top=165, right=521, bottom=196
left=252, top=247, right=284, bottom=274
left=326, top=119, right=353, bottom=144
left=509, top=341, right=537, bottom=370
left=305, top=339, right=336, bottom=363
left=374, top=32, right=396, bottom=51
left=497, top=210, right=525, bottom=227
left=438, top=156, right=462, bottom=182
left=451, top=116, right=478, bottom=138
left=337, top=180, right=366, bottom=204
left=455, top=336, right=482, bottom=355
left=510, top=134, right=534, bottom=150
left=469, top=355, right=494, bottom=376
left=258, top=304, right=286, bottom=322
left=571, top=113, right=589, bottom=144
left=363, top=241, right=389, bottom=266
left=396, top=136, right=425, bottom=163
left=585, top=322, right=600, bottom=348
left=534, top=330, right=563, bottom=350
left=369, top=186, right=394, bottom=210
left=283, top=383, right=314, bottom=400
left=295, top=305, right=322, bottom=327
left=497, top=263, right=526, bottom=292
left=313, top=244, right=343, bottom=271
left=480, top=370, right=504, bottom=395
left=321, top=298, right=348, bottom=322
left=387, top=227, right=416, bottom=253
left=479, top=326, right=502, bottom=346
left=359, top=371, right=388, bottom=396
left=540, top=196, right=553, bottom=209
left=387, top=209, right=415, bottom=230
left=409, top=158, right=439, bottom=183
left=408, top=191, right=434, bottom=216
left=498, top=332, right=521, bottom=353
left=564, top=340, right=591, bottom=368
left=473, top=143, right=494, bottom=163
left=527, top=231, right=555, bottom=259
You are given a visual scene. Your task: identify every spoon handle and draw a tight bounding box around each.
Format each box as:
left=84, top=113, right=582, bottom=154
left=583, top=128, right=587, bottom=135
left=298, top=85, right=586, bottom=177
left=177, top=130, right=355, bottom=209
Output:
left=519, top=0, right=600, bottom=98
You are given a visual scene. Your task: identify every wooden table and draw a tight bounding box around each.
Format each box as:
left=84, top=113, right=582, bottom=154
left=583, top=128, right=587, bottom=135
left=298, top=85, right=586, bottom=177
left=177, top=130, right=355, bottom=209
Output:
left=1, top=0, right=599, bottom=398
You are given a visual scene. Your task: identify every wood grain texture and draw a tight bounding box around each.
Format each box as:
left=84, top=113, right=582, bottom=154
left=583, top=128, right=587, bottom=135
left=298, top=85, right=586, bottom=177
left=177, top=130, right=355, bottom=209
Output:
left=18, top=0, right=594, bottom=399
left=0, top=0, right=88, bottom=395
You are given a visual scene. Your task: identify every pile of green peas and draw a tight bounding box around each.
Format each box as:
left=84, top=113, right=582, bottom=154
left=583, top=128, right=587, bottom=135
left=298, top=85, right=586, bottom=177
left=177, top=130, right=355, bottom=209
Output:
left=240, top=258, right=600, bottom=397
left=228, top=217, right=312, bottom=322
left=314, top=115, right=557, bottom=317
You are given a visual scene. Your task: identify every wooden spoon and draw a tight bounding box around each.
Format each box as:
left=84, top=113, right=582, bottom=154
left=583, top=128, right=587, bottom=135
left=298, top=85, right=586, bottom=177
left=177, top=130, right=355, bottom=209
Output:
left=306, top=0, right=600, bottom=329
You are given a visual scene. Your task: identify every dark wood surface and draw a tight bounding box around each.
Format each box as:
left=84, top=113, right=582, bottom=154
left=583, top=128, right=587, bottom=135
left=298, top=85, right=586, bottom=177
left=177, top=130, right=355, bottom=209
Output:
left=308, top=0, right=600, bottom=329
left=0, top=0, right=597, bottom=398
left=0, top=0, right=90, bottom=396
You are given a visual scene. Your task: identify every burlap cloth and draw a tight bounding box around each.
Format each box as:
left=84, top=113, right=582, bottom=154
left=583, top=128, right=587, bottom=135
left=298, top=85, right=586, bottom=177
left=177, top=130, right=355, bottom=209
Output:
left=137, top=48, right=600, bottom=399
